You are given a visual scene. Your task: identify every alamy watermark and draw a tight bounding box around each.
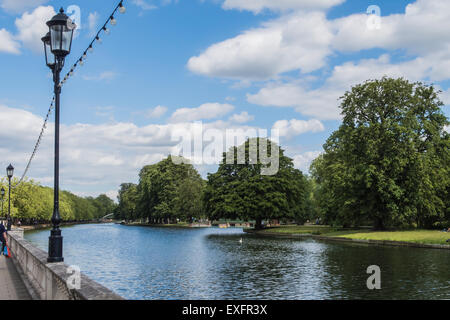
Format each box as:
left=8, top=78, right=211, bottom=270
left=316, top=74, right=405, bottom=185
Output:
left=170, top=122, right=280, bottom=175
left=67, top=5, right=82, bottom=30
left=367, top=5, right=381, bottom=30
left=67, top=265, right=81, bottom=290
left=366, top=265, right=381, bottom=290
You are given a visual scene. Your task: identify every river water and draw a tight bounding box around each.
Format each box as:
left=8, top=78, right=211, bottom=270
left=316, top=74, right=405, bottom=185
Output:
left=25, top=223, right=450, bottom=300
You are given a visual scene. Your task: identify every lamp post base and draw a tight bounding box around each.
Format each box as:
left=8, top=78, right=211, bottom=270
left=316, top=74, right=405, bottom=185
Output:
left=48, top=229, right=64, bottom=263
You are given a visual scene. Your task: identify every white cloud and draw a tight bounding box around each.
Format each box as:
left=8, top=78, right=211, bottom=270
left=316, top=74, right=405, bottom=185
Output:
left=0, top=0, right=48, bottom=13
left=146, top=106, right=168, bottom=119
left=15, top=6, right=55, bottom=53
left=82, top=71, right=118, bottom=81
left=132, top=0, right=157, bottom=10
left=88, top=12, right=99, bottom=35
left=247, top=53, right=450, bottom=120
left=105, top=190, right=119, bottom=202
left=170, top=103, right=234, bottom=123
left=444, top=125, right=450, bottom=134
left=0, top=104, right=184, bottom=196
left=248, top=81, right=342, bottom=120
left=222, top=0, right=345, bottom=13
left=0, top=104, right=275, bottom=196
left=273, top=119, right=325, bottom=138
left=0, top=29, right=20, bottom=54
left=188, top=0, right=450, bottom=85
left=292, top=151, right=322, bottom=173
left=331, top=0, right=450, bottom=56
left=229, top=111, right=254, bottom=123
left=187, top=11, right=333, bottom=80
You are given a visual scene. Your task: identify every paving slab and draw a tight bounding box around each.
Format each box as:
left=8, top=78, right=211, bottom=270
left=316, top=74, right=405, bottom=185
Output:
left=0, top=254, right=31, bottom=300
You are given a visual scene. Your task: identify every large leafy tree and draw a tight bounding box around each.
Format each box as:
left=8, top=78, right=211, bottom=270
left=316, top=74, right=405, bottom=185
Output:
left=204, top=138, right=308, bottom=229
left=311, top=77, right=449, bottom=229
left=136, top=156, right=204, bottom=224
left=174, top=174, right=205, bottom=223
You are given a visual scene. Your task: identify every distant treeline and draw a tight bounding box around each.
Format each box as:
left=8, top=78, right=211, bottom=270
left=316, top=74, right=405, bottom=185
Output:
left=0, top=178, right=116, bottom=224
left=116, top=78, right=449, bottom=230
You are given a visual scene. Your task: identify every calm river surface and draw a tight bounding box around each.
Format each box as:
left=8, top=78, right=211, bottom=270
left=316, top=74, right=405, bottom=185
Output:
left=25, top=223, right=450, bottom=300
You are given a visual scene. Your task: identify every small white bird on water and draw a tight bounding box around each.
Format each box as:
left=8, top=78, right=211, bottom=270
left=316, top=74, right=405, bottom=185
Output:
left=239, top=238, right=243, bottom=244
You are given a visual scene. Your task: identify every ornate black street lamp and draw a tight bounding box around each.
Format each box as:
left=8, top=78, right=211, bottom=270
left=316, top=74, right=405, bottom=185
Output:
left=42, top=8, right=75, bottom=263
left=6, top=164, right=14, bottom=231
left=1, top=187, right=5, bottom=221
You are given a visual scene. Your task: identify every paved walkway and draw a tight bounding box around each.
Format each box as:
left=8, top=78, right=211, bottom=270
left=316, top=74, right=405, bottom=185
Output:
left=0, top=255, right=31, bottom=300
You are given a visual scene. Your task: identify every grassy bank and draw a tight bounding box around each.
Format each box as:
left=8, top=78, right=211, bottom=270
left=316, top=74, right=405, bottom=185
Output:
left=256, top=225, right=450, bottom=245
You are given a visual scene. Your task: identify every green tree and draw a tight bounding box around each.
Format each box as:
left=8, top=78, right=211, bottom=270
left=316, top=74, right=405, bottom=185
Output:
left=93, top=194, right=117, bottom=219
left=311, top=77, right=450, bottom=229
left=174, top=172, right=205, bottom=223
left=136, top=156, right=204, bottom=224
left=0, top=178, right=112, bottom=223
left=204, top=138, right=308, bottom=229
left=116, top=183, right=138, bottom=221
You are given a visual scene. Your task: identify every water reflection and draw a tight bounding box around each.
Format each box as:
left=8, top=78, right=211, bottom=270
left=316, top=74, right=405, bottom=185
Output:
left=25, top=224, right=450, bottom=300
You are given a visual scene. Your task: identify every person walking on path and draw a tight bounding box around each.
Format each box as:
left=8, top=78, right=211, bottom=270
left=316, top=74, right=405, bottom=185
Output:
left=0, top=222, right=7, bottom=255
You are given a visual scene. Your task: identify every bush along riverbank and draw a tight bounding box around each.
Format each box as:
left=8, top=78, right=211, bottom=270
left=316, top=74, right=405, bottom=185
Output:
left=244, top=225, right=450, bottom=250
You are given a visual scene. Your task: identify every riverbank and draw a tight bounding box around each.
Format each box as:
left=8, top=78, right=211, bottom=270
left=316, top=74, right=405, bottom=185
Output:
left=245, top=225, right=450, bottom=250
left=21, top=220, right=113, bottom=231
left=122, top=222, right=192, bottom=228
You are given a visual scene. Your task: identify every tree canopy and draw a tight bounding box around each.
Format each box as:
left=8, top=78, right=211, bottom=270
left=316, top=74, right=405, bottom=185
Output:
left=203, top=138, right=308, bottom=229
left=0, top=178, right=116, bottom=223
left=311, top=77, right=450, bottom=229
left=115, top=156, right=205, bottom=223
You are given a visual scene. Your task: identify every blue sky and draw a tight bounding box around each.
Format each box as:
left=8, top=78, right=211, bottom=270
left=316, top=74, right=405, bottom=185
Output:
left=0, top=0, right=449, bottom=200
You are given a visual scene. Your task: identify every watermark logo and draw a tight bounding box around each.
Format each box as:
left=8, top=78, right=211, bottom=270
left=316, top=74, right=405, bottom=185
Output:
left=67, top=5, right=82, bottom=29
left=366, top=265, right=381, bottom=290
left=171, top=122, right=280, bottom=175
left=67, top=265, right=81, bottom=290
left=367, top=5, right=381, bottom=30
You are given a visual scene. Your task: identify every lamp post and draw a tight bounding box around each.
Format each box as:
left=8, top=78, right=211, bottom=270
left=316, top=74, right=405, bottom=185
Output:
left=6, top=164, right=14, bottom=231
left=1, top=187, right=5, bottom=222
left=42, top=8, right=75, bottom=263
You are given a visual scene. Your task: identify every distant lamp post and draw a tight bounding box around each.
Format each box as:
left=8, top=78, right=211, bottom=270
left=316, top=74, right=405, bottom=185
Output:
left=1, top=187, right=5, bottom=221
left=6, top=164, right=14, bottom=231
left=43, top=8, right=76, bottom=263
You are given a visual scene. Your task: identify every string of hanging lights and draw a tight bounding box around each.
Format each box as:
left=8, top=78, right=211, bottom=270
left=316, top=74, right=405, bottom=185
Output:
left=60, top=0, right=126, bottom=87
left=10, top=0, right=127, bottom=189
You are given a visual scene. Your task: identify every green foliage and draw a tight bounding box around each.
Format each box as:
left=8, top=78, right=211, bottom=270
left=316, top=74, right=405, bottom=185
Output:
left=0, top=178, right=116, bottom=222
left=311, top=77, right=450, bottom=229
left=115, top=183, right=138, bottom=221
left=116, top=156, right=205, bottom=223
left=203, top=138, right=308, bottom=229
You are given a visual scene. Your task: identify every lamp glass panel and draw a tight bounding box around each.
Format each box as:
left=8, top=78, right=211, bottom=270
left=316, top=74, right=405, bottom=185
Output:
left=50, top=25, right=63, bottom=51
left=45, top=42, right=55, bottom=65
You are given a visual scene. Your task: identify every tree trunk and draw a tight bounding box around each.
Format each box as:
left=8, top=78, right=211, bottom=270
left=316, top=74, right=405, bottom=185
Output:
left=255, top=218, right=263, bottom=230
left=374, top=217, right=385, bottom=230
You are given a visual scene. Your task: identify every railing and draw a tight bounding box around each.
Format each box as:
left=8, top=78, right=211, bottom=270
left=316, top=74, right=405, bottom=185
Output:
left=6, top=230, right=123, bottom=300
